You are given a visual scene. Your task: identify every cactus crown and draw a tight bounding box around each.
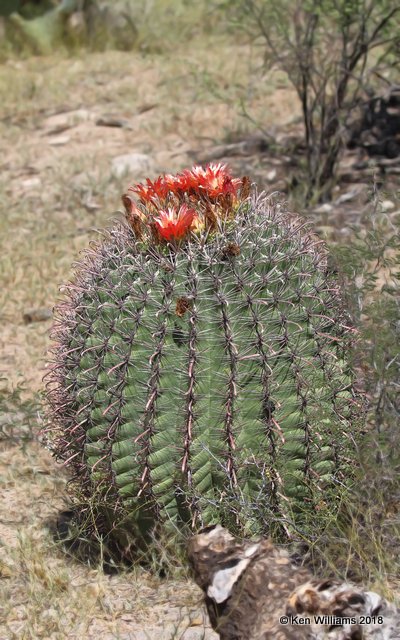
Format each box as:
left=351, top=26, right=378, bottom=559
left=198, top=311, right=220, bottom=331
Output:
left=46, top=165, right=361, bottom=548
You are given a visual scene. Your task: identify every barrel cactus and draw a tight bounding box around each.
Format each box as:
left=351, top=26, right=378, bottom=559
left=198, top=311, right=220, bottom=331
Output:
left=46, top=164, right=361, bottom=548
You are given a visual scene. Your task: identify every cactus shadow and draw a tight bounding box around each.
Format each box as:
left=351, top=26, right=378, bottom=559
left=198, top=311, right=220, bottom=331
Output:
left=47, top=506, right=188, bottom=576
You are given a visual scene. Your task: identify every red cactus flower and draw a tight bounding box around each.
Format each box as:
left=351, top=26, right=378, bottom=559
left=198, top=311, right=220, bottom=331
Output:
left=129, top=176, right=170, bottom=203
left=186, top=164, right=242, bottom=199
left=128, top=164, right=243, bottom=206
left=150, top=176, right=171, bottom=200
left=153, top=204, right=197, bottom=241
left=129, top=181, right=154, bottom=204
left=163, top=173, right=184, bottom=194
left=124, top=165, right=249, bottom=244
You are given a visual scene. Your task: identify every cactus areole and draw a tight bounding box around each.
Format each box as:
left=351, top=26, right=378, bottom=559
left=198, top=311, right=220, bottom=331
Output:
left=46, top=164, right=360, bottom=543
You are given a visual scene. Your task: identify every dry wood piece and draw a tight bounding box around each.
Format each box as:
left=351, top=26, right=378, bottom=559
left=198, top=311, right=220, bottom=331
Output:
left=96, top=116, right=132, bottom=129
left=188, top=525, right=400, bottom=639
left=192, top=135, right=271, bottom=163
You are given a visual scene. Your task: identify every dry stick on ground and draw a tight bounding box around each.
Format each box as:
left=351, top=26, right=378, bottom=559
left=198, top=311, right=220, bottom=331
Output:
left=188, top=525, right=400, bottom=640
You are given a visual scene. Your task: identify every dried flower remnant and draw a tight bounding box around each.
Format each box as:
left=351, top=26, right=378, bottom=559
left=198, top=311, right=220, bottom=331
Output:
left=122, top=194, right=147, bottom=240
left=221, top=242, right=241, bottom=259
left=175, top=296, right=193, bottom=317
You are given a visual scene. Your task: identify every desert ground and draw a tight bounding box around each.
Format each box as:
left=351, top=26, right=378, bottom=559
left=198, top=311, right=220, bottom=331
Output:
left=0, top=13, right=399, bottom=640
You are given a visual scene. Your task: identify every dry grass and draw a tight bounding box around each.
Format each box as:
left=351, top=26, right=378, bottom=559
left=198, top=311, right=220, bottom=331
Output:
left=0, top=17, right=399, bottom=640
left=0, top=27, right=299, bottom=640
left=0, top=38, right=297, bottom=393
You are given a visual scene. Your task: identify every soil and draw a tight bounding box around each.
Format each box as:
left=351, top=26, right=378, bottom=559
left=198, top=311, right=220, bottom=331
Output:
left=0, top=35, right=399, bottom=640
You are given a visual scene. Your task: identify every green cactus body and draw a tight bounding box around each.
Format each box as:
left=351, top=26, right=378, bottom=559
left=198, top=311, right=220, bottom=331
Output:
left=47, top=184, right=360, bottom=543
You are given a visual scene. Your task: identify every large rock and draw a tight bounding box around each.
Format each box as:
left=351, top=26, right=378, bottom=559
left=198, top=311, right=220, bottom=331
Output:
left=111, top=153, right=154, bottom=178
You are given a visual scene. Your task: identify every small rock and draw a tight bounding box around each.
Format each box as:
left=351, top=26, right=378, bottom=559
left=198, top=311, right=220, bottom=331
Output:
left=43, top=109, right=92, bottom=130
left=334, top=187, right=364, bottom=205
left=381, top=199, right=395, bottom=212
left=266, top=169, right=277, bottom=182
left=111, top=153, right=154, bottom=178
left=313, top=203, right=333, bottom=214
left=21, top=177, right=41, bottom=190
left=23, top=307, right=52, bottom=324
left=48, top=135, right=70, bottom=146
